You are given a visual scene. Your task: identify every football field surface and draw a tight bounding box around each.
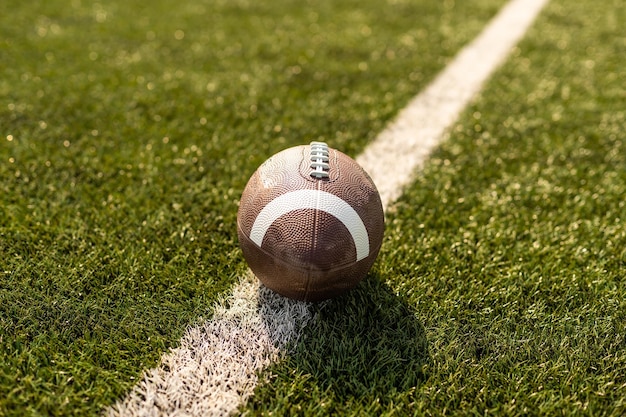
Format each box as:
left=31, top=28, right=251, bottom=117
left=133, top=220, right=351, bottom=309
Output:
left=1, top=0, right=625, bottom=415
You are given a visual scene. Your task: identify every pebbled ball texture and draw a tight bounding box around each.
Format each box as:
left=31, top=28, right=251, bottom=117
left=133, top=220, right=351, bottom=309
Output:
left=237, top=142, right=384, bottom=302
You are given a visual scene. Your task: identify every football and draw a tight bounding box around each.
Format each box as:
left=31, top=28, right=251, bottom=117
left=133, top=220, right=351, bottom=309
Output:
left=237, top=141, right=384, bottom=302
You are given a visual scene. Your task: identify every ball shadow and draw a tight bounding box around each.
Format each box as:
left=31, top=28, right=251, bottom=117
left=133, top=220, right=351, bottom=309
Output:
left=257, top=271, right=430, bottom=409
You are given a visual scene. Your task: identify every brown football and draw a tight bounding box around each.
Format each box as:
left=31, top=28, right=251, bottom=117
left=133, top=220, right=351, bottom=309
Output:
left=237, top=141, right=384, bottom=302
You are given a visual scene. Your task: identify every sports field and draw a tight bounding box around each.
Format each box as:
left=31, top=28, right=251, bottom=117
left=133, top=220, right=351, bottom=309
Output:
left=1, top=0, right=625, bottom=415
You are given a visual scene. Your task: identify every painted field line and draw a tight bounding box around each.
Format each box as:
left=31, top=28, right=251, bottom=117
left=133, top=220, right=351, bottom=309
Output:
left=106, top=0, right=548, bottom=415
left=359, top=0, right=549, bottom=209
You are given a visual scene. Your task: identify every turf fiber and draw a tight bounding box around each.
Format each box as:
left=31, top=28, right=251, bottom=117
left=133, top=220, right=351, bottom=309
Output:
left=1, top=0, right=624, bottom=415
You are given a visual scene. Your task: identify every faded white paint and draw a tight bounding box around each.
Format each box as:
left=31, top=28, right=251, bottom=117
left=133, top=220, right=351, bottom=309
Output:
left=107, top=0, right=549, bottom=415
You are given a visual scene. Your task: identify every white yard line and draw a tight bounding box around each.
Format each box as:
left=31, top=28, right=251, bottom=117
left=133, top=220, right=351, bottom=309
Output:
left=107, top=273, right=313, bottom=416
left=359, top=0, right=549, bottom=209
left=106, top=0, right=548, bottom=415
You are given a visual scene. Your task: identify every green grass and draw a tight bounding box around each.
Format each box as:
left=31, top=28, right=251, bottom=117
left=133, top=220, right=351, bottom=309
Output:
left=244, top=0, right=626, bottom=415
left=0, top=0, right=508, bottom=415
left=2, top=0, right=624, bottom=415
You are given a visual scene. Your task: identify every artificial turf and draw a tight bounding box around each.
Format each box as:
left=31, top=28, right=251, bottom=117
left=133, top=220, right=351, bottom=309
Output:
left=1, top=0, right=507, bottom=414
left=243, top=0, right=626, bottom=415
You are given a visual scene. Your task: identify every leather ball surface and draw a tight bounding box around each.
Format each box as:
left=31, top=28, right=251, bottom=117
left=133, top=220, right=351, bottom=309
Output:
left=237, top=142, right=384, bottom=302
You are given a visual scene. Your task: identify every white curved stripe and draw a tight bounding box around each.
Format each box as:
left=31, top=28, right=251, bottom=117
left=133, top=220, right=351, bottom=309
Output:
left=249, top=189, right=370, bottom=262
